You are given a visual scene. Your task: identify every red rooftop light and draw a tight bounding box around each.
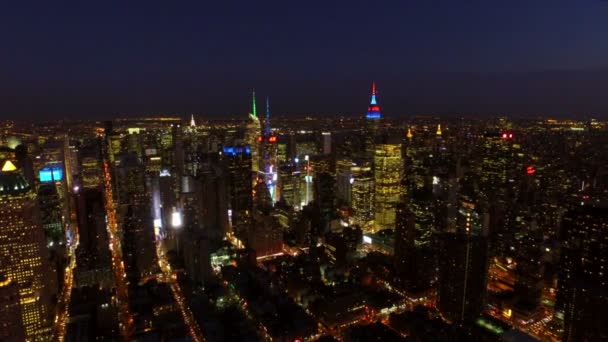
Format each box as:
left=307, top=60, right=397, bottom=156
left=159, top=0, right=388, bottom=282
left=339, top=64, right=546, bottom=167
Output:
left=526, top=166, right=536, bottom=175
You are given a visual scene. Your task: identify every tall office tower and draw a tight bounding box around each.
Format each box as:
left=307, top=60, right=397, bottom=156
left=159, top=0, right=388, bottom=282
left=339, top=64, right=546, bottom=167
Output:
left=0, top=274, right=24, bottom=342
left=277, top=140, right=288, bottom=164
left=182, top=229, right=212, bottom=287
left=557, top=204, right=608, bottom=342
left=116, top=154, right=156, bottom=284
left=314, top=171, right=335, bottom=229
left=321, top=132, right=332, bottom=155
left=250, top=212, right=284, bottom=258
left=403, top=128, right=432, bottom=192
left=335, top=158, right=353, bottom=206
left=37, top=183, right=64, bottom=292
left=180, top=178, right=212, bottom=287
left=104, top=120, right=121, bottom=163
left=63, top=136, right=78, bottom=190
left=351, top=163, right=374, bottom=228
left=278, top=164, right=301, bottom=209
left=254, top=178, right=273, bottom=212
left=15, top=144, right=36, bottom=187
left=259, top=98, right=279, bottom=203
left=125, top=129, right=144, bottom=158
left=38, top=183, right=64, bottom=248
left=0, top=160, right=53, bottom=339
left=513, top=217, right=544, bottom=309
left=394, top=191, right=437, bottom=292
left=74, top=187, right=113, bottom=288
left=437, top=197, right=489, bottom=323
left=159, top=167, right=176, bottom=234
left=245, top=90, right=262, bottom=173
left=198, top=153, right=229, bottom=241
left=222, top=145, right=253, bottom=237
left=363, top=82, right=382, bottom=161
left=476, top=132, right=513, bottom=191
left=80, top=141, right=103, bottom=189
left=374, top=142, right=403, bottom=232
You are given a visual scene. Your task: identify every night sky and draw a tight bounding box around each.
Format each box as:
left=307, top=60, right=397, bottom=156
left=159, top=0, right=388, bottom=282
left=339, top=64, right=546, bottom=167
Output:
left=1, top=1, right=608, bottom=119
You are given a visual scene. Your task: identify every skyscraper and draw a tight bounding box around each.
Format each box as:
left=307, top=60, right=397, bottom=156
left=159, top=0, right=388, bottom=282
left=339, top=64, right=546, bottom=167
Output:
left=394, top=191, right=437, bottom=292
left=557, top=204, right=608, bottom=341
left=374, top=142, right=403, bottom=232
left=0, top=160, right=53, bottom=339
left=222, top=145, right=253, bottom=237
left=437, top=198, right=489, bottom=323
left=0, top=274, right=24, bottom=342
left=258, top=97, right=279, bottom=204
left=335, top=158, right=353, bottom=206
left=245, top=90, right=262, bottom=173
left=351, top=163, right=374, bottom=228
left=363, top=82, right=382, bottom=161
left=116, top=154, right=157, bottom=284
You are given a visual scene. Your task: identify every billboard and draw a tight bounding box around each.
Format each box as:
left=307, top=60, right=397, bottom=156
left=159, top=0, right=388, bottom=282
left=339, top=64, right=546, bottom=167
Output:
left=39, top=166, right=63, bottom=182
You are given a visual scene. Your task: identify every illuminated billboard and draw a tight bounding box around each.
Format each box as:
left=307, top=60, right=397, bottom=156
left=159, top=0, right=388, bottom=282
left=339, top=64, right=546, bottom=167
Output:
left=39, top=166, right=63, bottom=182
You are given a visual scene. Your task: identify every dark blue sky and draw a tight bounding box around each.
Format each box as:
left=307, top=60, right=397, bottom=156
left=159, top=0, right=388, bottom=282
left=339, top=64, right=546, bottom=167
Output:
left=1, top=1, right=608, bottom=119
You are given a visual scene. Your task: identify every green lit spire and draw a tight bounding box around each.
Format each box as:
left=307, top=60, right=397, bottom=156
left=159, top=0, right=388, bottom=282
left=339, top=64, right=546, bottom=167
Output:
left=252, top=89, right=257, bottom=118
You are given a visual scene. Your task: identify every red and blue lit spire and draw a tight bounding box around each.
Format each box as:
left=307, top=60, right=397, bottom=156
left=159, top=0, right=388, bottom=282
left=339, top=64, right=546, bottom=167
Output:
left=366, top=81, right=381, bottom=119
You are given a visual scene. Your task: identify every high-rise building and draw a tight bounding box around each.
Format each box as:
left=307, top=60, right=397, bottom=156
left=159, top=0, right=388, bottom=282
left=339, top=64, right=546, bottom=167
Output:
left=198, top=153, right=229, bottom=241
left=437, top=198, right=489, bottom=323
left=335, top=158, right=353, bottom=206
left=278, top=164, right=301, bottom=209
left=245, top=90, right=262, bottom=173
left=314, top=170, right=335, bottom=229
left=321, top=132, right=332, bottom=155
left=394, top=191, right=437, bottom=292
left=79, top=142, right=103, bottom=190
left=351, top=163, right=374, bottom=228
left=0, top=160, right=53, bottom=339
left=116, top=154, right=157, bottom=284
left=0, top=274, right=24, bottom=342
left=557, top=204, right=608, bottom=341
left=258, top=97, right=279, bottom=204
left=513, top=217, right=544, bottom=310
left=363, top=82, right=382, bottom=161
left=38, top=183, right=64, bottom=249
left=222, top=145, right=253, bottom=237
left=74, top=187, right=113, bottom=288
left=374, top=143, right=403, bottom=232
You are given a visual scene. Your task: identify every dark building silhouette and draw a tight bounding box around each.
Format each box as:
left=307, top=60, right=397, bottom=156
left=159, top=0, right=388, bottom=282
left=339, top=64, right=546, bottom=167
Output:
left=557, top=204, right=608, bottom=342
left=222, top=145, right=253, bottom=237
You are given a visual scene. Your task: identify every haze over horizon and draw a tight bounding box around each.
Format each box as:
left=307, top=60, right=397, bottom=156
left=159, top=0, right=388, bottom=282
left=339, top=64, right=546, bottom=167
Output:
left=2, top=1, right=608, bottom=119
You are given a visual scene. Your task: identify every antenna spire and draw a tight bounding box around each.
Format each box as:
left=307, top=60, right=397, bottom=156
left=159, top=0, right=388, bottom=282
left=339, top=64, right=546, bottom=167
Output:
left=252, top=89, right=257, bottom=118
left=265, top=96, right=271, bottom=135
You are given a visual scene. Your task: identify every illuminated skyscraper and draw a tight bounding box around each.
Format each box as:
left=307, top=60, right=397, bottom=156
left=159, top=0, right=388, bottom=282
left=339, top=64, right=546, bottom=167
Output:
left=222, top=145, right=253, bottom=237
left=351, top=163, right=374, bottom=227
left=373, top=142, right=403, bottom=232
left=363, top=82, right=382, bottom=161
left=79, top=142, right=103, bottom=190
left=259, top=97, right=279, bottom=204
left=0, top=160, right=53, bottom=339
left=278, top=164, right=300, bottom=209
left=245, top=90, right=262, bottom=173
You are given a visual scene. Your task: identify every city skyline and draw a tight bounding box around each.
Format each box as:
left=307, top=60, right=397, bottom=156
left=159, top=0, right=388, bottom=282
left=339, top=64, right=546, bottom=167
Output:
left=1, top=2, right=607, bottom=341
